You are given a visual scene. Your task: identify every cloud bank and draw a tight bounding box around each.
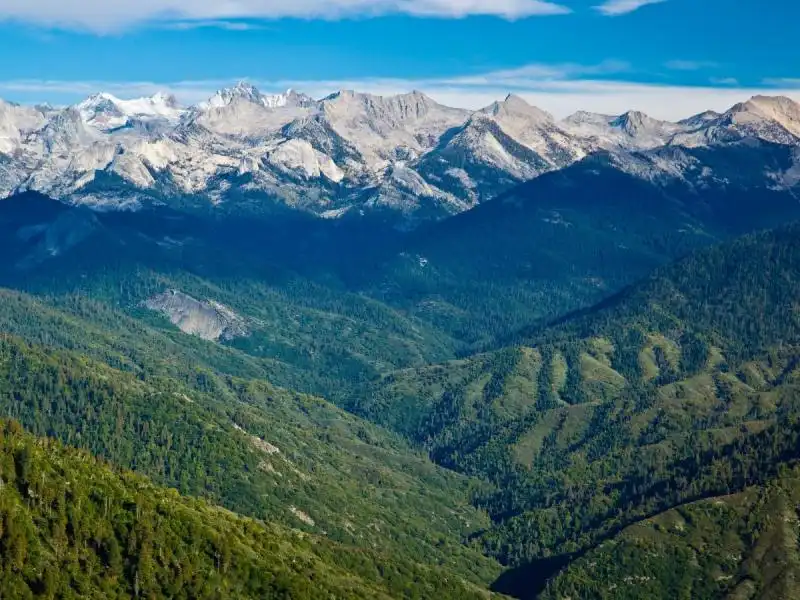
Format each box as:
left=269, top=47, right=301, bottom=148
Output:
left=664, top=60, right=718, bottom=71
left=0, top=0, right=570, bottom=32
left=4, top=62, right=800, bottom=121
left=594, top=0, right=666, bottom=16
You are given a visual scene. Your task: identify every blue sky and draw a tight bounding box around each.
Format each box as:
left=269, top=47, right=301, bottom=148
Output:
left=0, top=0, right=798, bottom=118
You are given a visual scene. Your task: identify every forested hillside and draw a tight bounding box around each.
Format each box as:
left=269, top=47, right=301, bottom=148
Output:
left=0, top=333, right=502, bottom=588
left=543, top=462, right=800, bottom=600
left=367, top=142, right=800, bottom=347
left=356, top=223, right=800, bottom=585
left=0, top=173, right=799, bottom=597
left=0, top=419, right=497, bottom=599
left=4, top=163, right=800, bottom=404
left=0, top=192, right=457, bottom=398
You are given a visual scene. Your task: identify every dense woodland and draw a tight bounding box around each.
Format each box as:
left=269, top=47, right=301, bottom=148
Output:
left=0, top=185, right=798, bottom=597
left=542, top=462, right=800, bottom=599
left=357, top=224, right=800, bottom=581
left=0, top=419, right=494, bottom=599
left=0, top=333, right=500, bottom=587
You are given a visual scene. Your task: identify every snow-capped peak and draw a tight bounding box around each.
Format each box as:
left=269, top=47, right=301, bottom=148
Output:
left=149, top=92, right=180, bottom=109
left=205, top=82, right=264, bottom=108
left=561, top=110, right=681, bottom=150
left=679, top=110, right=722, bottom=127
left=204, top=83, right=315, bottom=110
left=262, top=89, right=316, bottom=109
left=76, top=93, right=128, bottom=131
left=77, top=92, right=119, bottom=110
left=726, top=95, right=800, bottom=138
left=118, top=93, right=183, bottom=118
left=1, top=87, right=800, bottom=222
left=76, top=91, right=184, bottom=131
left=481, top=94, right=554, bottom=124
left=611, top=110, right=658, bottom=136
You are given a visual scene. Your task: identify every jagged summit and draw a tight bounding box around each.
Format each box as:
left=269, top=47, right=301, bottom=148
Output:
left=201, top=82, right=315, bottom=111
left=75, top=91, right=184, bottom=131
left=679, top=110, right=722, bottom=127
left=482, top=94, right=554, bottom=123
left=560, top=109, right=680, bottom=150
left=205, top=81, right=263, bottom=107
left=321, top=88, right=446, bottom=115
left=263, top=88, right=317, bottom=109
left=0, top=88, right=798, bottom=220
left=611, top=110, right=658, bottom=135
left=726, top=94, right=800, bottom=138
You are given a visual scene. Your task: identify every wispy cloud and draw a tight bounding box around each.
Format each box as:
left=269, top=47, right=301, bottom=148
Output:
left=664, top=60, right=718, bottom=71
left=710, top=77, right=739, bottom=86
left=594, top=0, right=666, bottom=16
left=0, top=78, right=238, bottom=104
left=762, top=78, right=800, bottom=88
left=3, top=65, right=800, bottom=122
left=0, top=0, right=570, bottom=33
left=160, top=20, right=269, bottom=32
left=441, top=59, right=630, bottom=85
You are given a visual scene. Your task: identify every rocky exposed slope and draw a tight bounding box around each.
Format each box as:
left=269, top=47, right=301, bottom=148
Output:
left=0, top=86, right=799, bottom=221
left=144, top=289, right=248, bottom=341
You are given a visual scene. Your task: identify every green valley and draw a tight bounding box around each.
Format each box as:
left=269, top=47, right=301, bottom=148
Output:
left=356, top=223, right=800, bottom=586
left=1, top=154, right=800, bottom=598
left=0, top=24, right=799, bottom=599
left=0, top=330, right=502, bottom=589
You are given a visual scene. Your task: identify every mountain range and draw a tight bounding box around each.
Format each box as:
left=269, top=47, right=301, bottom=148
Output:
left=3, top=81, right=800, bottom=599
left=1, top=85, right=799, bottom=223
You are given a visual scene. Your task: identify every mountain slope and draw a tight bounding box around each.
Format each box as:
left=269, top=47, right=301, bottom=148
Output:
left=3, top=135, right=799, bottom=402
left=367, top=139, right=800, bottom=346
left=0, top=191, right=460, bottom=397
left=0, top=331, right=502, bottom=585
left=0, top=418, right=495, bottom=599
left=543, top=463, right=800, bottom=600
left=356, top=222, right=800, bottom=578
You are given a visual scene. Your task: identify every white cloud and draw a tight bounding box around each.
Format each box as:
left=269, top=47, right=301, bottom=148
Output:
left=664, top=60, right=718, bottom=71
left=160, top=20, right=269, bottom=31
left=442, top=59, right=631, bottom=85
left=594, top=0, right=666, bottom=16
left=710, top=77, right=739, bottom=86
left=0, top=0, right=570, bottom=32
left=762, top=78, right=800, bottom=88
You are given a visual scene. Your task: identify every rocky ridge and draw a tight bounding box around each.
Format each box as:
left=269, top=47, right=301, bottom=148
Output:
left=0, top=86, right=799, bottom=220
